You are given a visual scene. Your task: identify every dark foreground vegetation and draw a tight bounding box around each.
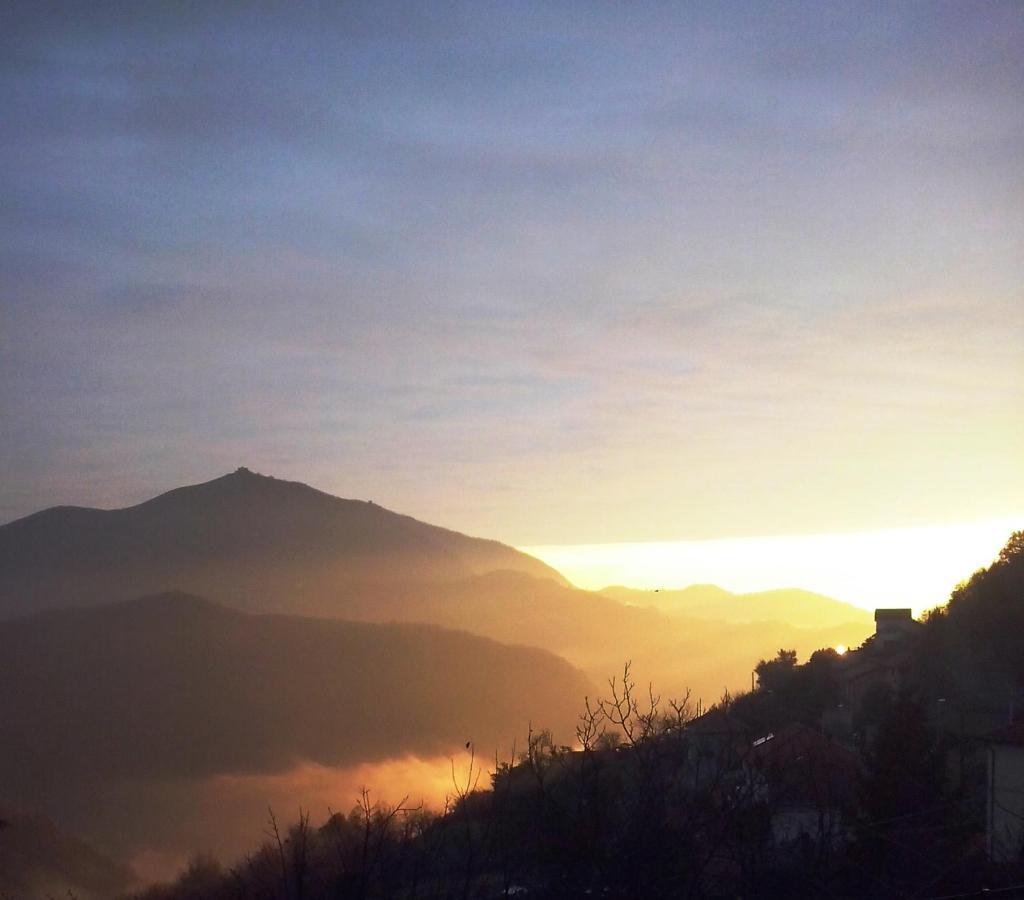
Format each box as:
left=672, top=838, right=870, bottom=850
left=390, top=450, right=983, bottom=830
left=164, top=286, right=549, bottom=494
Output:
left=129, top=534, right=1024, bottom=900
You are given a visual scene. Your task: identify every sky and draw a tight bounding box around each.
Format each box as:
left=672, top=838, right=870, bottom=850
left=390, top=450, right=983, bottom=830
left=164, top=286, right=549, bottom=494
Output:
left=523, top=515, right=1023, bottom=614
left=2, top=2, right=1022, bottom=558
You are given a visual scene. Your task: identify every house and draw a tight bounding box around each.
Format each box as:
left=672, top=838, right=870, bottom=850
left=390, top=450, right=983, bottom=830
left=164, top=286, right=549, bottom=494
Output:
left=684, top=707, right=750, bottom=760
left=745, top=723, right=860, bottom=848
left=838, top=608, right=922, bottom=712
left=986, top=722, right=1024, bottom=863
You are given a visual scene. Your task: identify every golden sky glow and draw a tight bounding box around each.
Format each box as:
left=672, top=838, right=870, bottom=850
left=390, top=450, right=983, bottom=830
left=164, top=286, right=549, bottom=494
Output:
left=522, top=515, right=1022, bottom=615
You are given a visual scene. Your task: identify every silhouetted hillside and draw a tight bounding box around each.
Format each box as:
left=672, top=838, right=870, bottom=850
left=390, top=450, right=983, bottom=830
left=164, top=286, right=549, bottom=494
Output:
left=601, top=583, right=872, bottom=629
left=0, top=592, right=590, bottom=821
left=917, top=530, right=1024, bottom=704
left=0, top=807, right=135, bottom=900
left=0, top=468, right=566, bottom=618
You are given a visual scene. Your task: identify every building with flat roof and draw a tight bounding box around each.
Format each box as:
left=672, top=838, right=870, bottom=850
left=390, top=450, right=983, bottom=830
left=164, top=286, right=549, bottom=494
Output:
left=873, top=608, right=919, bottom=647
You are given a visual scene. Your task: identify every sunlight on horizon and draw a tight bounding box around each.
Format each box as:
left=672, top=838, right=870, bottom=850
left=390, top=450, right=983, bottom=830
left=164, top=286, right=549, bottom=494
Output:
left=521, top=516, right=1022, bottom=616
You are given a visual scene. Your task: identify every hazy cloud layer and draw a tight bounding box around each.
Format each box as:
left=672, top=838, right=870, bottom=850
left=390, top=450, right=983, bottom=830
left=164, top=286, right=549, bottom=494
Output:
left=2, top=2, right=1022, bottom=542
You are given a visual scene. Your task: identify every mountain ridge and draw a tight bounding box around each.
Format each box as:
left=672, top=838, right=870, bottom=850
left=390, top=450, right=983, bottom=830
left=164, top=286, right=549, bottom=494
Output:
left=0, top=588, right=592, bottom=802
left=0, top=468, right=567, bottom=618
left=0, top=587, right=594, bottom=869
left=600, top=583, right=872, bottom=628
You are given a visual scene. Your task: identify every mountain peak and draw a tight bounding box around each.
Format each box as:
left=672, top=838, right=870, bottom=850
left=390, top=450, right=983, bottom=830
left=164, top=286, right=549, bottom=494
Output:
left=226, top=466, right=274, bottom=481
left=140, top=467, right=325, bottom=511
left=0, top=469, right=568, bottom=618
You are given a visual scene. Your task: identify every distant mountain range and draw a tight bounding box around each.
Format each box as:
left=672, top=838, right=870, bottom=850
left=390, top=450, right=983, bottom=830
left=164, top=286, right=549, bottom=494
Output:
left=315, top=570, right=871, bottom=702
left=0, top=467, right=564, bottom=618
left=600, top=584, right=872, bottom=629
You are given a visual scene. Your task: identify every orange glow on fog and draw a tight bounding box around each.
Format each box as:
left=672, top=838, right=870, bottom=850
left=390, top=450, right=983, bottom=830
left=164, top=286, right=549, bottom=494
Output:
left=128, top=755, right=473, bottom=884
left=209, top=755, right=461, bottom=813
